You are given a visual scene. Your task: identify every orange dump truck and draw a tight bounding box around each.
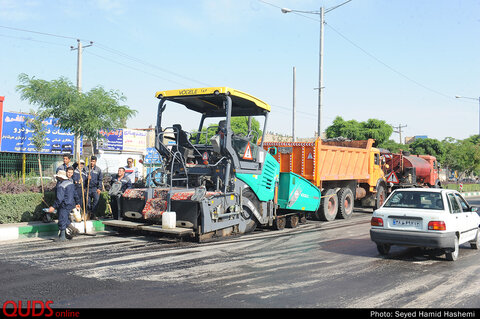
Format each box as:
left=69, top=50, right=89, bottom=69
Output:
left=263, top=139, right=386, bottom=221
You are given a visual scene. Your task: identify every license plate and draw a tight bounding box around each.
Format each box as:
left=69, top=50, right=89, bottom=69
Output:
left=392, top=218, right=421, bottom=228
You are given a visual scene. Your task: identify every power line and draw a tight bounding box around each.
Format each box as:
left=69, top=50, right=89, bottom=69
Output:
left=84, top=50, right=194, bottom=87
left=93, top=43, right=212, bottom=87
left=324, top=23, right=454, bottom=100
left=0, top=24, right=211, bottom=88
left=0, top=33, right=66, bottom=46
left=0, top=25, right=83, bottom=41
left=257, top=0, right=455, bottom=101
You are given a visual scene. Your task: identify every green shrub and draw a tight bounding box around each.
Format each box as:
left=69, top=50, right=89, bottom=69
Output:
left=444, top=183, right=480, bottom=192
left=0, top=192, right=48, bottom=224
left=0, top=191, right=111, bottom=224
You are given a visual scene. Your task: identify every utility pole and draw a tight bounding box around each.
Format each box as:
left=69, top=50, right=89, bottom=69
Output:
left=70, top=39, right=93, bottom=160
left=292, top=66, right=296, bottom=142
left=71, top=39, right=93, bottom=93
left=392, top=124, right=407, bottom=144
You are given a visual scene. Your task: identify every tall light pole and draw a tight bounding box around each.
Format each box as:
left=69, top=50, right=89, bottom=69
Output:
left=455, top=95, right=480, bottom=136
left=292, top=66, right=296, bottom=142
left=281, top=0, right=351, bottom=138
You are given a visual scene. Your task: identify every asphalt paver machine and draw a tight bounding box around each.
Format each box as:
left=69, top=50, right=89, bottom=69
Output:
left=103, top=87, right=320, bottom=241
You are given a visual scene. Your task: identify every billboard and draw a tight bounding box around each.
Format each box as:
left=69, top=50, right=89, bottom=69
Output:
left=98, top=129, right=123, bottom=151
left=123, top=129, right=147, bottom=152
left=98, top=128, right=147, bottom=153
left=0, top=97, right=4, bottom=150
left=0, top=111, right=78, bottom=154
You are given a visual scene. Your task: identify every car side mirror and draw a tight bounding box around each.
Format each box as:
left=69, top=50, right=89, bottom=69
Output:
left=470, top=206, right=478, bottom=212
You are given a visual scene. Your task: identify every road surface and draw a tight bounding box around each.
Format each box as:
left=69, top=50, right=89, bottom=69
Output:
left=1, top=198, right=480, bottom=308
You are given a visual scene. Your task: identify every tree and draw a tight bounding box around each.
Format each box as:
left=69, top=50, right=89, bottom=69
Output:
left=230, top=117, right=262, bottom=139
left=193, top=117, right=262, bottom=144
left=449, top=139, right=480, bottom=177
left=325, top=116, right=393, bottom=145
left=24, top=110, right=48, bottom=196
left=409, top=138, right=445, bottom=159
left=378, top=139, right=409, bottom=153
left=440, top=137, right=458, bottom=174
left=16, top=73, right=137, bottom=159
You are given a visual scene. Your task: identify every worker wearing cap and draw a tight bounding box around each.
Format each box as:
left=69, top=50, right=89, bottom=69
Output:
left=86, top=156, right=103, bottom=220
left=48, top=170, right=80, bottom=241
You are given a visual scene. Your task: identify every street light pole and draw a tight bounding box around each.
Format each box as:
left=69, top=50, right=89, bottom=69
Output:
left=455, top=95, right=480, bottom=136
left=318, top=6, right=324, bottom=138
left=293, top=66, right=296, bottom=142
left=281, top=0, right=351, bottom=139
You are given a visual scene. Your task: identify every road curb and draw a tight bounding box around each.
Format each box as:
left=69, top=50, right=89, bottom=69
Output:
left=461, top=191, right=480, bottom=198
left=0, top=220, right=105, bottom=241
left=1, top=190, right=478, bottom=242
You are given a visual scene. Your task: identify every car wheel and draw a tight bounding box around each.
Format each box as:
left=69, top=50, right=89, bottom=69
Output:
left=470, top=229, right=480, bottom=249
left=376, top=243, right=391, bottom=256
left=446, top=236, right=459, bottom=261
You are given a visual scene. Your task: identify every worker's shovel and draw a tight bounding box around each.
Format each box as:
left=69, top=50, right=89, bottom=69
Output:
left=80, top=171, right=96, bottom=237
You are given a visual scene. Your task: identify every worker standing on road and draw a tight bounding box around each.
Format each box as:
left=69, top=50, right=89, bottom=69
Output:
left=124, top=157, right=139, bottom=184
left=86, top=156, right=103, bottom=220
left=48, top=170, right=80, bottom=242
left=109, top=167, right=132, bottom=220
left=73, top=160, right=87, bottom=209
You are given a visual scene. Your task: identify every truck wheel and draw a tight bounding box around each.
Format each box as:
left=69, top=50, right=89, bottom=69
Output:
left=286, top=215, right=299, bottom=228
left=375, top=184, right=386, bottom=209
left=315, top=189, right=338, bottom=221
left=337, top=187, right=354, bottom=219
left=239, top=189, right=258, bottom=234
left=274, top=217, right=286, bottom=230
left=299, top=214, right=307, bottom=224
left=445, top=236, right=459, bottom=261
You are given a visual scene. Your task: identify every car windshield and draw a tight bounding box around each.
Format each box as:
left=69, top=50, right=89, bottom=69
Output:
left=383, top=191, right=444, bottom=210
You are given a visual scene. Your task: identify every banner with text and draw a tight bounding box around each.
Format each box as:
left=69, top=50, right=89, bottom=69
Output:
left=0, top=111, right=79, bottom=154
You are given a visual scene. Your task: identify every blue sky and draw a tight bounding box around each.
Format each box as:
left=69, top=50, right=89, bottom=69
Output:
left=0, top=0, right=479, bottom=142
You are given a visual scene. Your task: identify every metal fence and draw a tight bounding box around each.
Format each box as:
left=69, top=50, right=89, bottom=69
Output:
left=0, top=152, right=62, bottom=180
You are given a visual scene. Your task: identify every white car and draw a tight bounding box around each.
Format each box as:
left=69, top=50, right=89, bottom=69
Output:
left=370, top=188, right=480, bottom=261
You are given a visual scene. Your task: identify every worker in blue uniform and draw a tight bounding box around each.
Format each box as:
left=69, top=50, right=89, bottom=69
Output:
left=56, top=153, right=72, bottom=173
left=86, top=156, right=103, bottom=220
left=48, top=170, right=81, bottom=241
left=73, top=159, right=88, bottom=209
left=109, top=167, right=133, bottom=220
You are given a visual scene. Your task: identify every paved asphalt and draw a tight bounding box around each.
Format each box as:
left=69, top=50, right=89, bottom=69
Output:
left=1, top=197, right=480, bottom=310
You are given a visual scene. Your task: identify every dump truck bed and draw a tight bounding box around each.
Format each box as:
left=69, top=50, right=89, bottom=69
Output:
left=264, top=139, right=375, bottom=187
